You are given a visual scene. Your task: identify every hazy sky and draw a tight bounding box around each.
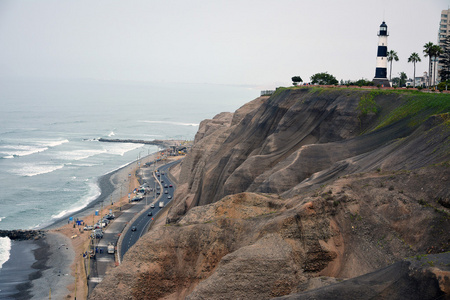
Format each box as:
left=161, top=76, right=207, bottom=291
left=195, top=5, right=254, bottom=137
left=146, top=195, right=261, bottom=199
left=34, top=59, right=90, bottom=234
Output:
left=0, top=0, right=448, bottom=88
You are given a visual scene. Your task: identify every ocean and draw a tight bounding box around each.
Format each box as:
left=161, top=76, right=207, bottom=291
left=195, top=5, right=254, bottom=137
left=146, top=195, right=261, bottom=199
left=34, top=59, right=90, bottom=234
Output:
left=0, top=78, right=257, bottom=269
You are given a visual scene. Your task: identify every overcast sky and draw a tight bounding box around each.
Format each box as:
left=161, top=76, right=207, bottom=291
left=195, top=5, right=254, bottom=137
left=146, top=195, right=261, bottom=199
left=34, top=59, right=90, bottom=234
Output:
left=0, top=0, right=448, bottom=89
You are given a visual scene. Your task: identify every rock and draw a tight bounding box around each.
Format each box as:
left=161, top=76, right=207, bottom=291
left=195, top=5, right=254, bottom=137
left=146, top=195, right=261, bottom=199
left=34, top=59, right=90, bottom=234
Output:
left=0, top=229, right=46, bottom=240
left=274, top=253, right=450, bottom=300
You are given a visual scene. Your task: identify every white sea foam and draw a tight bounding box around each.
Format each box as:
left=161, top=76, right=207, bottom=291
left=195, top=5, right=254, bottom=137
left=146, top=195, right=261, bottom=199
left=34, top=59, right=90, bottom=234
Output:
left=35, top=139, right=69, bottom=148
left=0, top=139, right=68, bottom=159
left=0, top=237, right=12, bottom=269
left=11, top=163, right=65, bottom=177
left=108, top=131, right=115, bottom=137
left=55, top=149, right=106, bottom=161
left=0, top=145, right=48, bottom=158
left=103, top=143, right=143, bottom=156
left=70, top=163, right=101, bottom=167
left=140, top=120, right=199, bottom=127
left=49, top=181, right=101, bottom=221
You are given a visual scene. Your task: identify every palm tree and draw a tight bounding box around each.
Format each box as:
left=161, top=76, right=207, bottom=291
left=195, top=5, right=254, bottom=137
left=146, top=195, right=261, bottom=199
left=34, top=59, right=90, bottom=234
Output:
left=424, top=42, right=434, bottom=88
left=387, top=50, right=399, bottom=83
left=408, top=52, right=421, bottom=87
left=431, top=44, right=443, bottom=86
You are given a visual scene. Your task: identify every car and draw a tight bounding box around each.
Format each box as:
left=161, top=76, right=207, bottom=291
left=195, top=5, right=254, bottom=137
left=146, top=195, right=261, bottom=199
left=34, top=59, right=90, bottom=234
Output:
left=84, top=225, right=94, bottom=231
left=105, top=214, right=115, bottom=220
left=164, top=184, right=168, bottom=188
left=150, top=204, right=155, bottom=208
left=131, top=226, right=137, bottom=231
left=167, top=195, right=172, bottom=199
left=161, top=180, right=164, bottom=183
left=169, top=184, right=173, bottom=188
left=148, top=211, right=153, bottom=216
left=164, top=190, right=168, bottom=194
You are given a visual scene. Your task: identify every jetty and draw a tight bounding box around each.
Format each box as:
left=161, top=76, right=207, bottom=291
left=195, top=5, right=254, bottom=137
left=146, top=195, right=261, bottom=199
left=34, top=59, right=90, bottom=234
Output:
left=98, top=138, right=183, bottom=148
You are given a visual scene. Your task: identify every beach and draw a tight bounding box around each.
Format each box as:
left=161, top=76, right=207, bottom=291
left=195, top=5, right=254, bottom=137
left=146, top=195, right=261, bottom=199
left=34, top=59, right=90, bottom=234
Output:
left=0, top=151, right=163, bottom=299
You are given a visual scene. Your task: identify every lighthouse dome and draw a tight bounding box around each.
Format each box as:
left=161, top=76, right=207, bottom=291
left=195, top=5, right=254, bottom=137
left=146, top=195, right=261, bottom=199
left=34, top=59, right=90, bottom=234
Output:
left=378, top=21, right=388, bottom=36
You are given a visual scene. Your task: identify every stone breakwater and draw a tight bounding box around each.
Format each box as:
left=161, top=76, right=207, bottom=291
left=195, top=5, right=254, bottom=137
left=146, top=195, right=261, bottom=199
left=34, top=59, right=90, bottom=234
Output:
left=97, top=138, right=183, bottom=148
left=0, top=230, right=46, bottom=240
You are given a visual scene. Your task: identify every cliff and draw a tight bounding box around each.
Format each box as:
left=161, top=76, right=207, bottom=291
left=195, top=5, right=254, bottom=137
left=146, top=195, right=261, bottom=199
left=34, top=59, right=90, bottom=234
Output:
left=90, top=88, right=450, bottom=299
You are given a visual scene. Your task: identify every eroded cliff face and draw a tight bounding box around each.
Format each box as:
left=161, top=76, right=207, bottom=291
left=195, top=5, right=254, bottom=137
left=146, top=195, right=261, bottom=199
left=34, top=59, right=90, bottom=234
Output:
left=90, top=88, right=450, bottom=300
left=169, top=88, right=450, bottom=223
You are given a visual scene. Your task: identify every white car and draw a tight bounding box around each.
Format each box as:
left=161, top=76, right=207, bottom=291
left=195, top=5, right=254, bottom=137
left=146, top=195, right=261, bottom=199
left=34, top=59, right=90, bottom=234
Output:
left=150, top=204, right=155, bottom=208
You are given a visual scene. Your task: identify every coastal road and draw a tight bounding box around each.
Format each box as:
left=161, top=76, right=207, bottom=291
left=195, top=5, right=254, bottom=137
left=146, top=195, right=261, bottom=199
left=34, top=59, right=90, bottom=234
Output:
left=86, top=159, right=179, bottom=293
left=119, top=160, right=178, bottom=261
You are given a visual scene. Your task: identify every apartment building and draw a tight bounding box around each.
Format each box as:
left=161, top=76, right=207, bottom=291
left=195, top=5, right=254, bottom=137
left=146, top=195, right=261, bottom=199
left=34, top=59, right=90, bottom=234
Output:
left=437, top=9, right=450, bottom=82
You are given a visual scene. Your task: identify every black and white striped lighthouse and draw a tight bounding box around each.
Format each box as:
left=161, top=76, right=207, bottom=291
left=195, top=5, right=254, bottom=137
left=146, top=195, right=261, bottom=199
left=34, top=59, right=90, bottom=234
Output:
left=373, top=21, right=390, bottom=87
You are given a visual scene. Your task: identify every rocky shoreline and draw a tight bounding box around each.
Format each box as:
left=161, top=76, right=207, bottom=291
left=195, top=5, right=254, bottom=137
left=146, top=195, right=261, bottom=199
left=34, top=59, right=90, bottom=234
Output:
left=0, top=229, right=46, bottom=241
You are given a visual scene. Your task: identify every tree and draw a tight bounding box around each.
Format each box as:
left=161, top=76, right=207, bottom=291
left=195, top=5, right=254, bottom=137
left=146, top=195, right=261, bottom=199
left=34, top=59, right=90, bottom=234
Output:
left=424, top=42, right=435, bottom=87
left=354, top=79, right=374, bottom=87
left=387, top=50, right=399, bottom=83
left=399, top=72, right=407, bottom=87
left=439, top=36, right=450, bottom=81
left=310, top=72, right=338, bottom=85
left=392, top=77, right=400, bottom=87
left=431, top=44, right=443, bottom=86
left=291, top=76, right=303, bottom=86
left=408, top=52, right=421, bottom=88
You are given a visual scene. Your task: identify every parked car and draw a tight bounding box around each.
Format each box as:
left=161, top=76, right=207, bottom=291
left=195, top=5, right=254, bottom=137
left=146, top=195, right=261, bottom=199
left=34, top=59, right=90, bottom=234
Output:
left=84, top=225, right=93, bottom=231
left=105, top=213, right=115, bottom=220
left=91, top=229, right=103, bottom=239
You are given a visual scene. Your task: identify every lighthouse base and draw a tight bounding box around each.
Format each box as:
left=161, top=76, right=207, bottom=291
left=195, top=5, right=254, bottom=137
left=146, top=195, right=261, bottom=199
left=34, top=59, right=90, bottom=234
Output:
left=373, top=78, right=391, bottom=87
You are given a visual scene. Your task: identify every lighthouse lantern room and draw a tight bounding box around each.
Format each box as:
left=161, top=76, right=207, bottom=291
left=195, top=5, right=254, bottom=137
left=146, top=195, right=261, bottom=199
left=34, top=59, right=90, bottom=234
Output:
left=373, top=21, right=390, bottom=87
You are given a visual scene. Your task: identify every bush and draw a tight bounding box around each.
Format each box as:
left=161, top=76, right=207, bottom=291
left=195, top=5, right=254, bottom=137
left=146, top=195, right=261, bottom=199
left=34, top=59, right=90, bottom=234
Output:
left=437, top=81, right=450, bottom=92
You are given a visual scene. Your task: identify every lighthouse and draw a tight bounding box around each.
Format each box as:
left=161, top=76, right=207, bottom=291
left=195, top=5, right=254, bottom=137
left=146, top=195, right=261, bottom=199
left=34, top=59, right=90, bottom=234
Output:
left=373, top=21, right=390, bottom=87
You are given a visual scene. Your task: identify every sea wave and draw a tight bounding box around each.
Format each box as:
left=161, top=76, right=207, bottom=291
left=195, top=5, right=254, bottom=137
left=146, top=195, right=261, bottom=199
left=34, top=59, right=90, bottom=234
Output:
left=108, top=131, right=115, bottom=137
left=48, top=181, right=101, bottom=221
left=55, top=149, right=107, bottom=161
left=0, top=237, right=12, bottom=270
left=103, top=143, right=143, bottom=156
left=35, top=139, right=69, bottom=148
left=0, top=139, right=69, bottom=159
left=140, top=120, right=199, bottom=127
left=0, top=145, right=48, bottom=158
left=11, top=163, right=65, bottom=177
